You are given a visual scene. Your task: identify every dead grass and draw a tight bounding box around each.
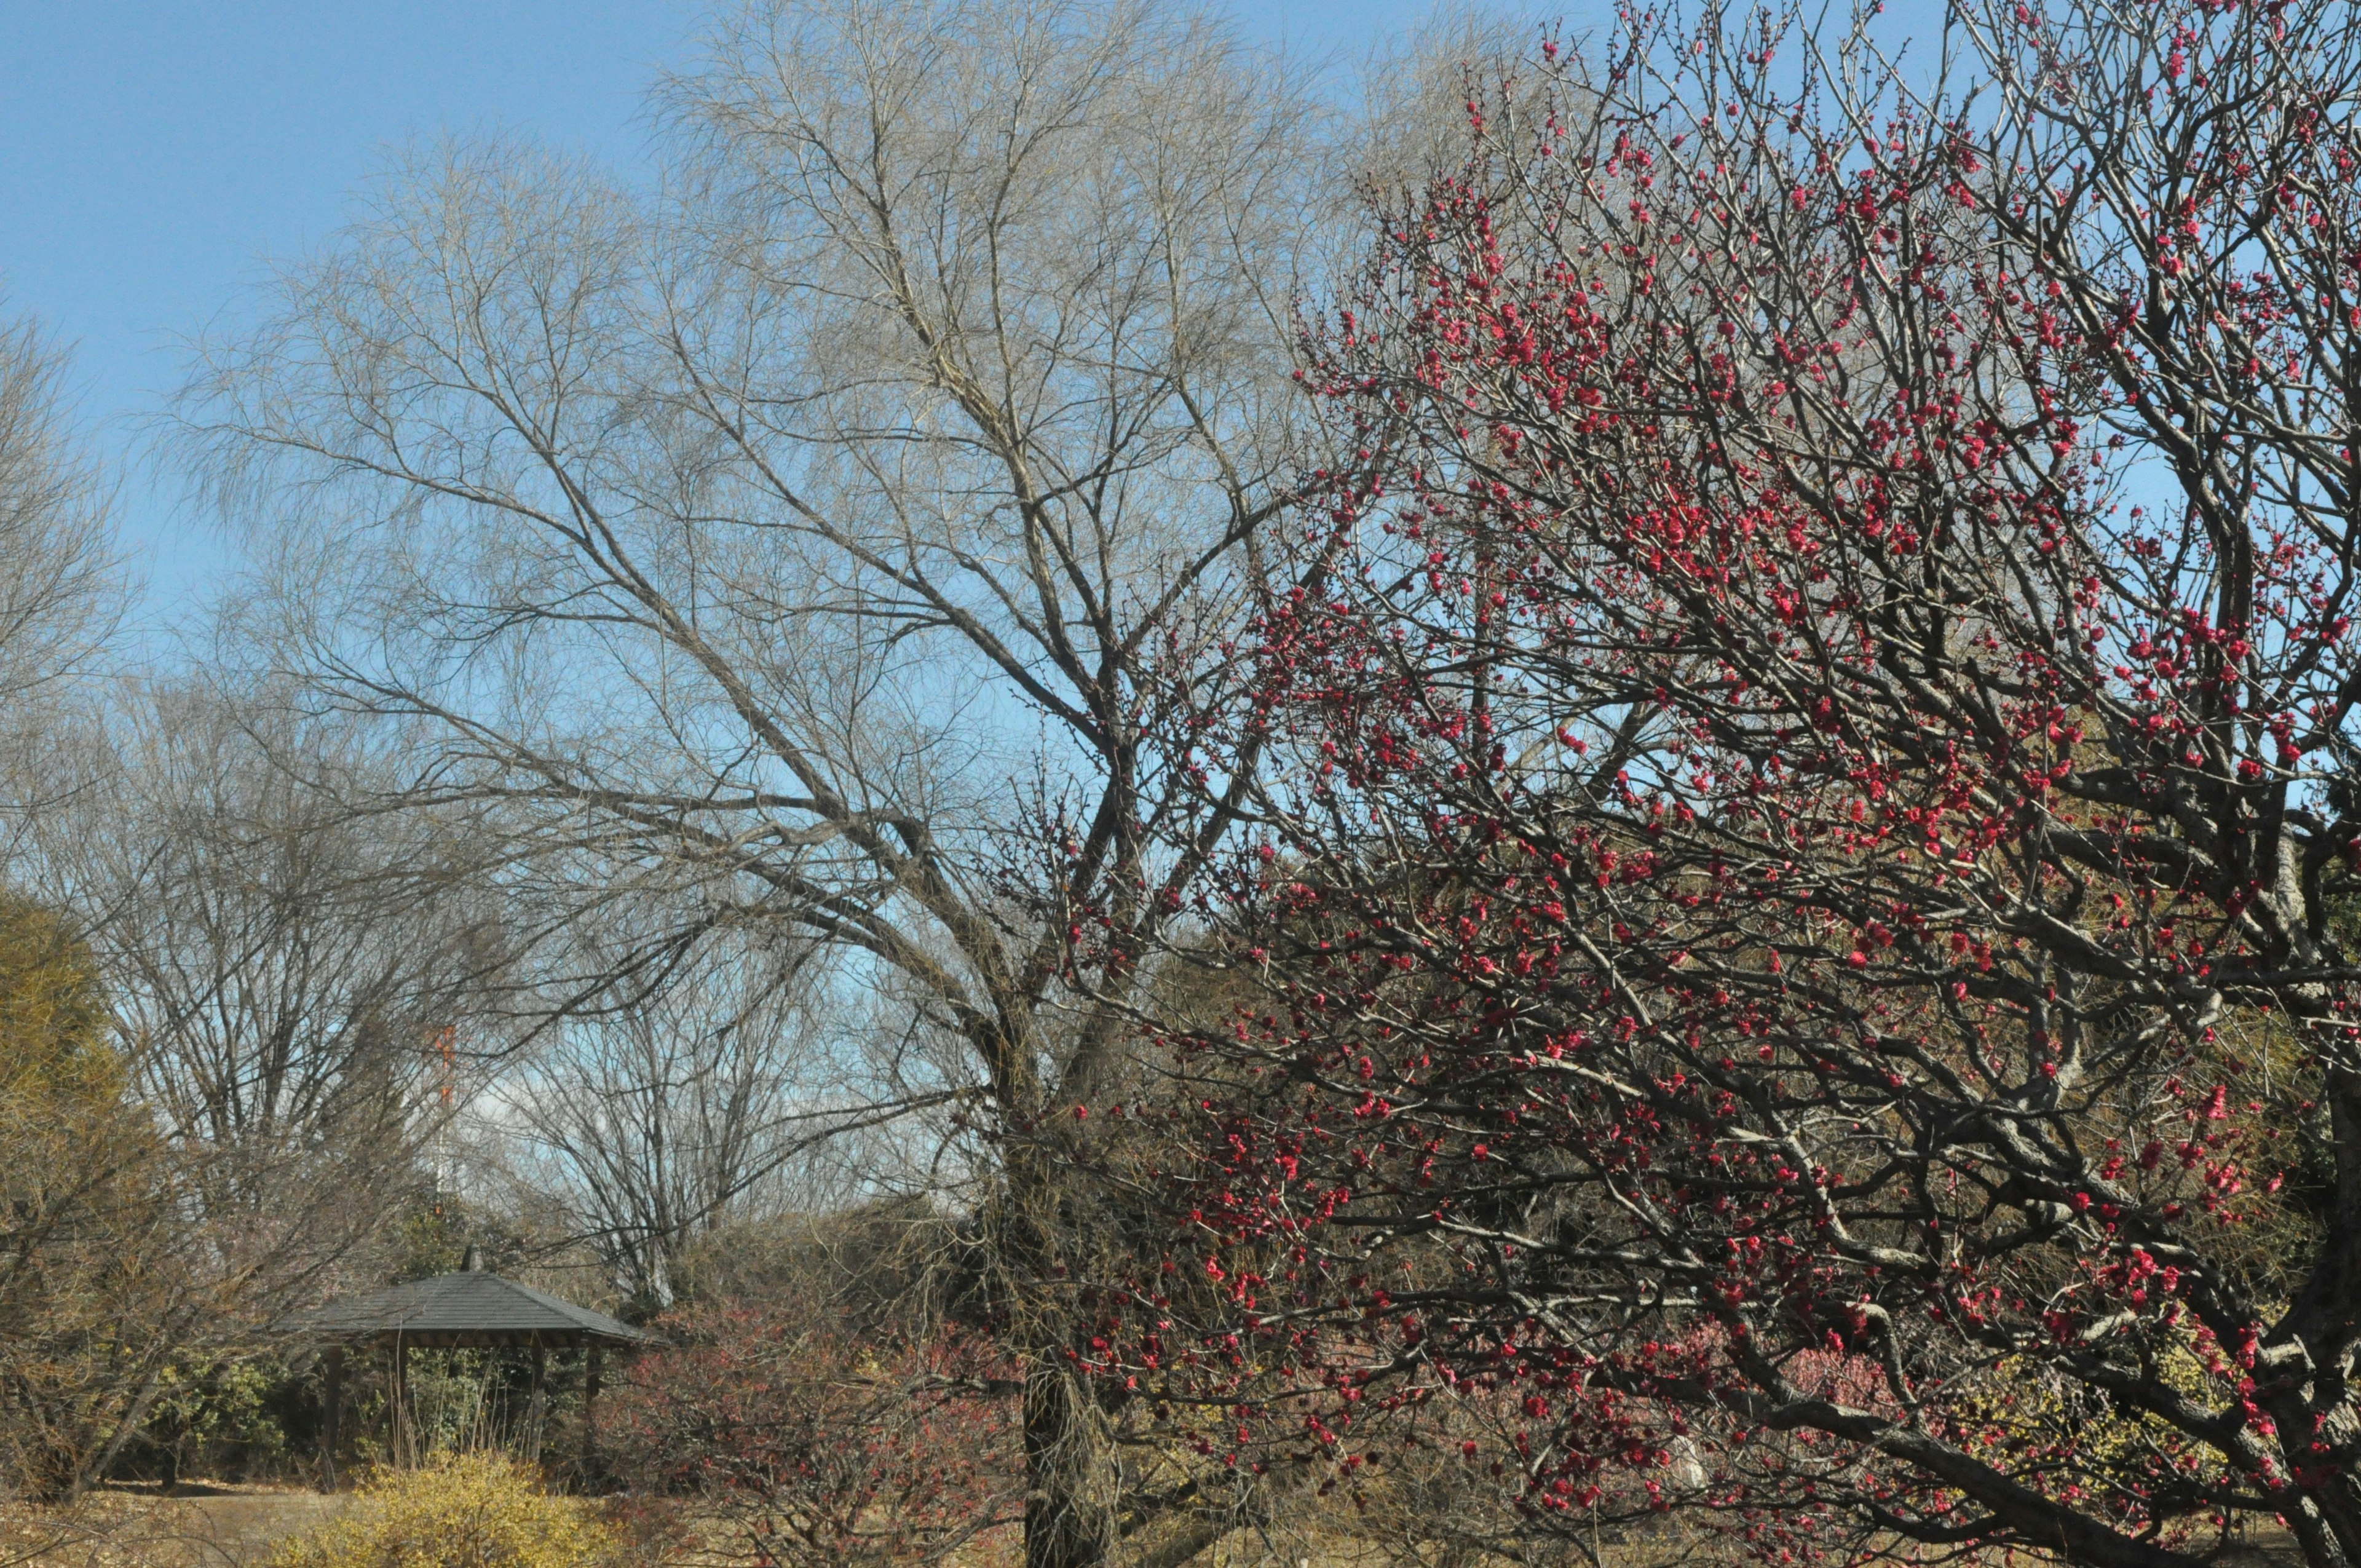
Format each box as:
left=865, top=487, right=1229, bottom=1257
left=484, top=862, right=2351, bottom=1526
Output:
left=0, top=1483, right=347, bottom=1567
left=0, top=1486, right=2314, bottom=1568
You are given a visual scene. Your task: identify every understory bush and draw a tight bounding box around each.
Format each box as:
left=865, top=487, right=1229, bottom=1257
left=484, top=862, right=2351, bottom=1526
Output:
left=604, top=1302, right=1021, bottom=1568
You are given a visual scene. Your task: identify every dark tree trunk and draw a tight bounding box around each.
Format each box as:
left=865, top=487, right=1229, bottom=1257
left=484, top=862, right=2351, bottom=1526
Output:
left=995, top=1047, right=1118, bottom=1568
left=1023, top=1356, right=1114, bottom=1568
left=76, top=1364, right=166, bottom=1500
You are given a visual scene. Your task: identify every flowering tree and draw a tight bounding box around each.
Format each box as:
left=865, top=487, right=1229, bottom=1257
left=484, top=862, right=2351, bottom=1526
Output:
left=602, top=1306, right=1021, bottom=1568
left=1149, top=1, right=2361, bottom=1564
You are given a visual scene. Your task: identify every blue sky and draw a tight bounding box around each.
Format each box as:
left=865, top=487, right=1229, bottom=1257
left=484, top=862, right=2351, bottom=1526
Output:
left=0, top=0, right=1552, bottom=627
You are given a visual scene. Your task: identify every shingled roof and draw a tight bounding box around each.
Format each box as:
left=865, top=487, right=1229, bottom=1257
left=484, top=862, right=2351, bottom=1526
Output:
left=293, top=1262, right=655, bottom=1349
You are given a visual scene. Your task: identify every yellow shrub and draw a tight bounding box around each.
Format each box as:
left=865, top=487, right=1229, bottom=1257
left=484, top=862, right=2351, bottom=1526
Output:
left=266, top=1452, right=619, bottom=1568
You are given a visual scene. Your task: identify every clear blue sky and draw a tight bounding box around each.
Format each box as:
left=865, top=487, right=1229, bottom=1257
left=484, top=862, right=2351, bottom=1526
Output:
left=0, top=0, right=1560, bottom=627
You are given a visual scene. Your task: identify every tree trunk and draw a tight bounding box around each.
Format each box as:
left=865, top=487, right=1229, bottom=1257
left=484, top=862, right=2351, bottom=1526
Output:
left=1000, top=1083, right=1117, bottom=1568
left=1024, top=1356, right=1115, bottom=1568
left=76, top=1363, right=167, bottom=1499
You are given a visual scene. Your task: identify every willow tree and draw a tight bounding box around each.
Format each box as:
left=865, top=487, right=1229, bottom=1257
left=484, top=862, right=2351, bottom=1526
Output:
left=183, top=2, right=1327, bottom=1562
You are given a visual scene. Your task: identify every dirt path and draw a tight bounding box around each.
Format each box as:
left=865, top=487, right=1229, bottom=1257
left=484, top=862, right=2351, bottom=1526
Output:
left=0, top=1484, right=346, bottom=1567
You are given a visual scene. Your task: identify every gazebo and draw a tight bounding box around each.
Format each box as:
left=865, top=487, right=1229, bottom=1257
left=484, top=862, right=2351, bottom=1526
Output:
left=296, top=1247, right=654, bottom=1488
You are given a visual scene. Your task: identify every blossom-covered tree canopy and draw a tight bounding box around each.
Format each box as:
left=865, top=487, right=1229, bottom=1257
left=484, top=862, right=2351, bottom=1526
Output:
left=1147, top=1, right=2361, bottom=1564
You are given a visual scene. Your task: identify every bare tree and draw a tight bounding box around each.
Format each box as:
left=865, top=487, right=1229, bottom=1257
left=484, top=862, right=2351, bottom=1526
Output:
left=0, top=674, right=550, bottom=1497
left=0, top=307, right=114, bottom=726
left=180, top=3, right=1329, bottom=1562
left=0, top=304, right=119, bottom=880
left=74, top=684, right=523, bottom=1195
left=6, top=674, right=553, bottom=1424
left=500, top=933, right=888, bottom=1313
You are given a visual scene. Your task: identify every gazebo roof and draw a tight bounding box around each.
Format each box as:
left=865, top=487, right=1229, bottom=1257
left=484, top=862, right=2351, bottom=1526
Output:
left=294, top=1261, right=655, bottom=1350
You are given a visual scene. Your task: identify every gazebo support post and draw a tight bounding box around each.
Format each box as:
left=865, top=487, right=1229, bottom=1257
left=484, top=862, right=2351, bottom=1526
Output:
left=580, top=1345, right=603, bottom=1487
left=390, top=1337, right=409, bottom=1467
left=319, top=1346, right=342, bottom=1493
left=526, top=1342, right=547, bottom=1463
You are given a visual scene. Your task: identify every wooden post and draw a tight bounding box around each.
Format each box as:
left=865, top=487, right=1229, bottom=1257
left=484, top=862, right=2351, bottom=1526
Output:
left=580, top=1344, right=603, bottom=1487
left=320, top=1346, right=343, bottom=1493
left=526, top=1342, right=547, bottom=1463
left=390, top=1337, right=409, bottom=1467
